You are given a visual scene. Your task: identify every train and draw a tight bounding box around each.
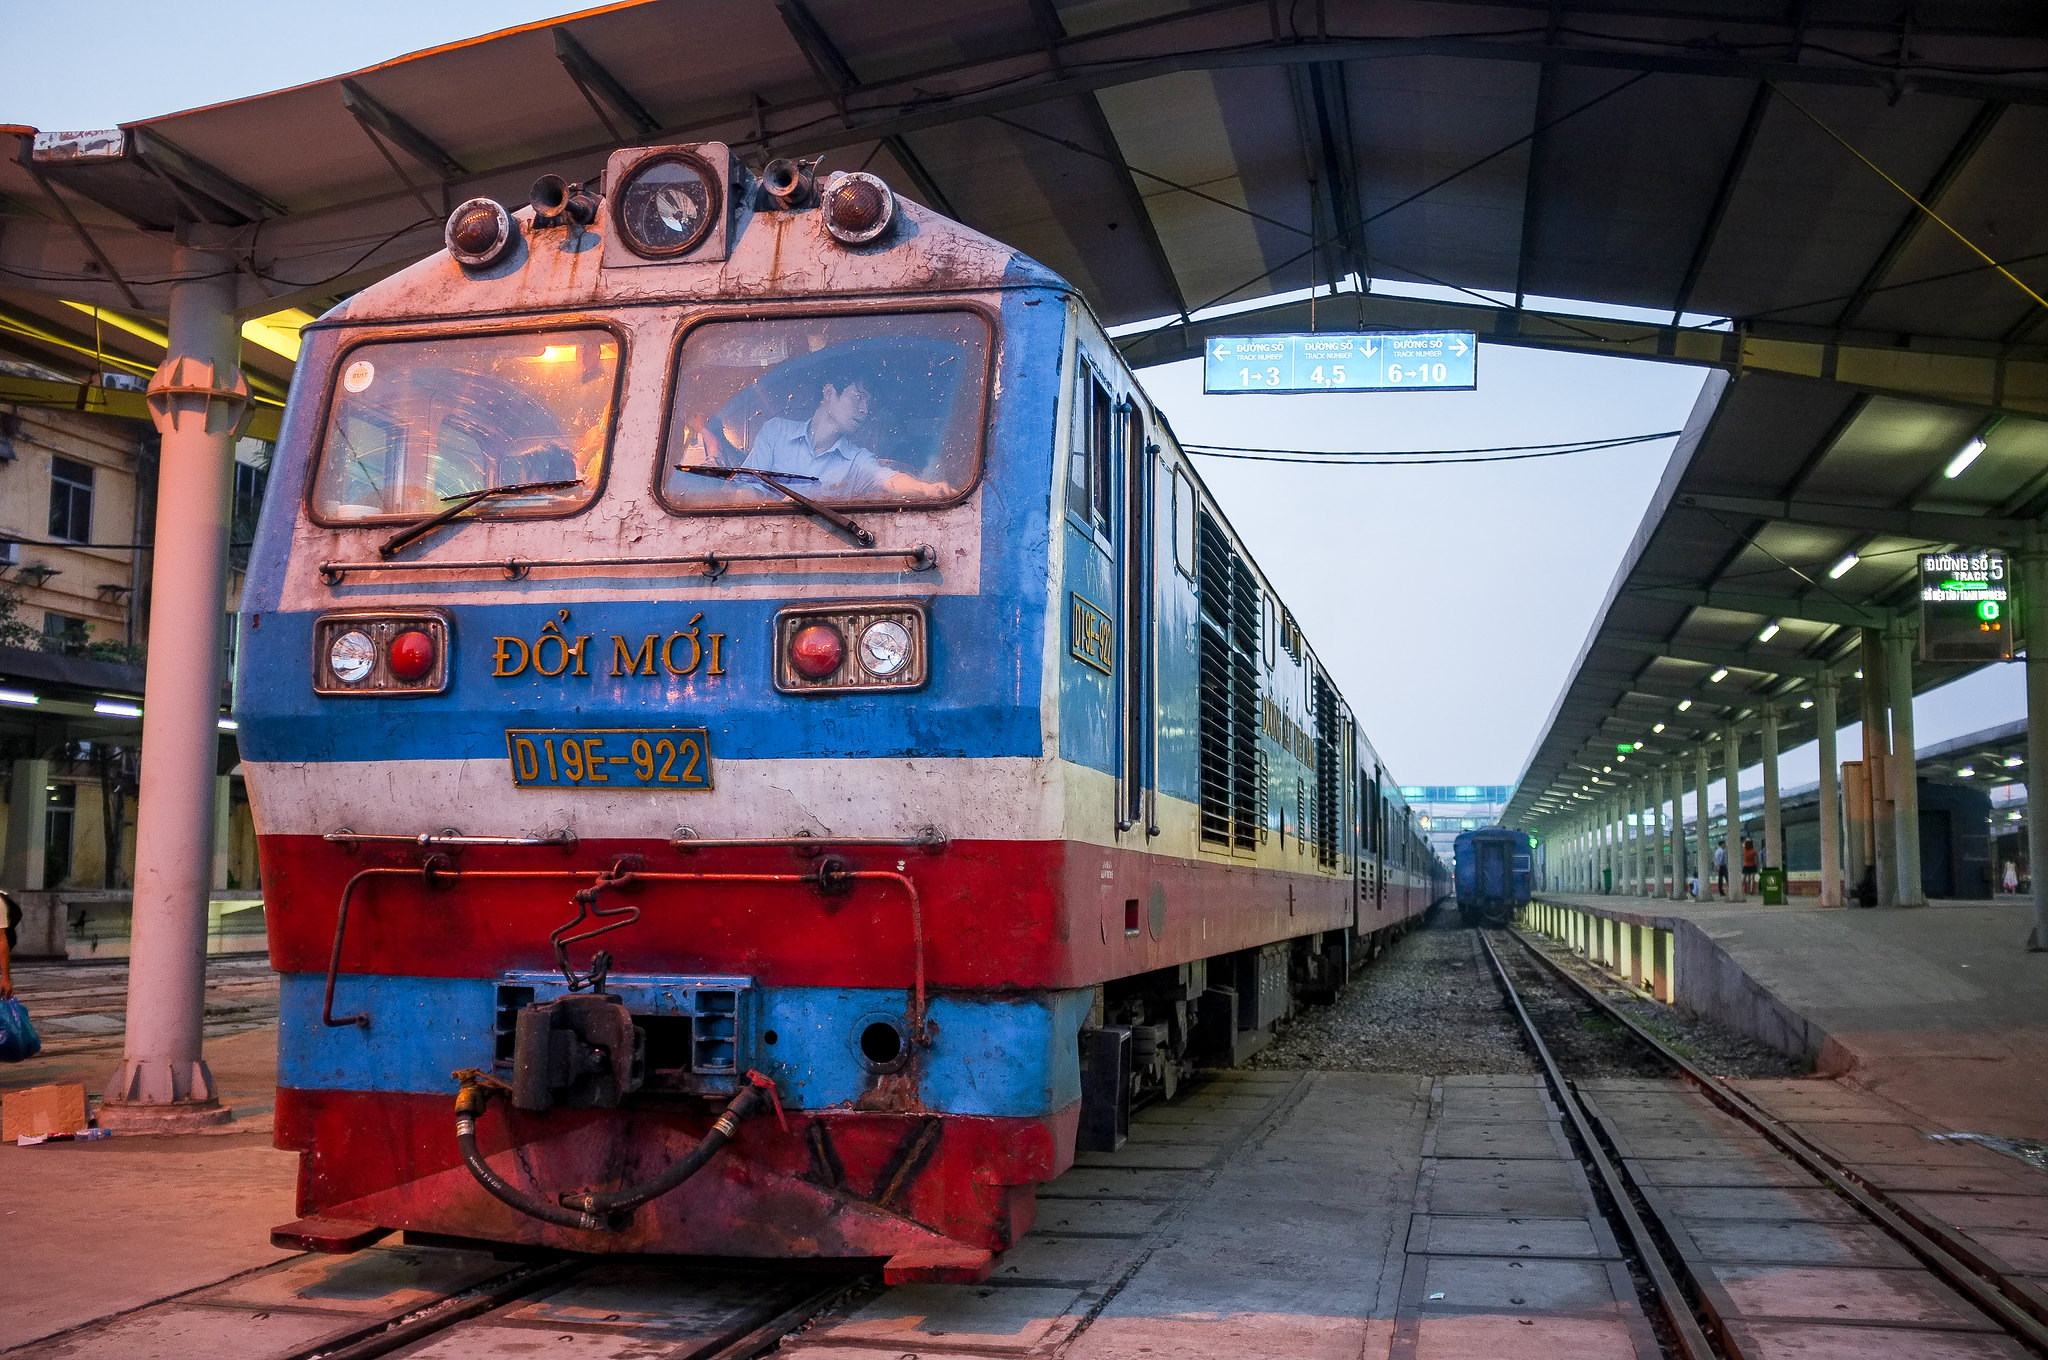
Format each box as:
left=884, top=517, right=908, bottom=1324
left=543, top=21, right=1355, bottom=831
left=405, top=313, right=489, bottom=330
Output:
left=239, top=142, right=1446, bottom=1283
left=1454, top=827, right=1533, bottom=927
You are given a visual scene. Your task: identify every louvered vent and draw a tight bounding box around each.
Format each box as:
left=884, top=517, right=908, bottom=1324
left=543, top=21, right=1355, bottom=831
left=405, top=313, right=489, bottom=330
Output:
left=1197, top=512, right=1263, bottom=849
left=1314, top=672, right=1342, bottom=868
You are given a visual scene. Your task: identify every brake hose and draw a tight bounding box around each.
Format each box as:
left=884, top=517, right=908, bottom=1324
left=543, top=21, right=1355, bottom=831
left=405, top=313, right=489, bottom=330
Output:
left=452, top=1068, right=782, bottom=1232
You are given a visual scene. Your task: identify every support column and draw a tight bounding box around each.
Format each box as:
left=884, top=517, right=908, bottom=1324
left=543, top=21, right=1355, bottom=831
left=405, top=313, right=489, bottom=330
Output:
left=102, top=239, right=249, bottom=1131
left=4, top=758, right=50, bottom=893
left=1816, top=675, right=1844, bottom=909
left=1694, top=743, right=1711, bottom=900
left=1863, top=627, right=1898, bottom=909
left=1625, top=783, right=1640, bottom=895
left=1724, top=725, right=1745, bottom=902
left=1651, top=769, right=1668, bottom=898
left=1761, top=705, right=1782, bottom=891
left=1889, top=622, right=1925, bottom=906
left=2025, top=532, right=2048, bottom=948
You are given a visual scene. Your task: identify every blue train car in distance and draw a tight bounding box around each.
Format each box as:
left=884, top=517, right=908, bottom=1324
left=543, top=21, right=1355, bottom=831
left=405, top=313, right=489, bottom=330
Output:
left=1454, top=827, right=1532, bottom=926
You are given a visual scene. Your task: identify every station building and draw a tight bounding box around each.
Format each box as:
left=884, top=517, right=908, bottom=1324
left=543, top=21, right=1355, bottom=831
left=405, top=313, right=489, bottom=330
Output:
left=0, top=375, right=268, bottom=958
left=1405, top=783, right=1510, bottom=863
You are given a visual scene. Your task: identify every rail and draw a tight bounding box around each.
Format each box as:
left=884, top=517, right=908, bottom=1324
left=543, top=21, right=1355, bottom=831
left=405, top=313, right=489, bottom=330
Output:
left=318, top=543, right=937, bottom=584
left=1473, top=927, right=1717, bottom=1360
left=1502, top=923, right=2048, bottom=1356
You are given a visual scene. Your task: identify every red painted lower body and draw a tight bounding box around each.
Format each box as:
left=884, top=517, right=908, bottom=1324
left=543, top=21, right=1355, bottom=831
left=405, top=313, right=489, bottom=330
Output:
left=278, top=1087, right=1076, bottom=1262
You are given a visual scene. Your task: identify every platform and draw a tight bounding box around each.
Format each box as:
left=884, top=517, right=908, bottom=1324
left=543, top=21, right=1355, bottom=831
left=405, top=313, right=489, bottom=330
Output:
left=1532, top=893, right=2048, bottom=1143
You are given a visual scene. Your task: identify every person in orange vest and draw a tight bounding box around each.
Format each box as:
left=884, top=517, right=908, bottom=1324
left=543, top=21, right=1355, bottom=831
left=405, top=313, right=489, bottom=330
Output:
left=1741, top=837, right=1759, bottom=895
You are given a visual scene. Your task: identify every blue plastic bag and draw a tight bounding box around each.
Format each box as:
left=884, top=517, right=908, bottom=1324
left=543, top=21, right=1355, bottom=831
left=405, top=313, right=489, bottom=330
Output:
left=0, top=996, right=40, bottom=1062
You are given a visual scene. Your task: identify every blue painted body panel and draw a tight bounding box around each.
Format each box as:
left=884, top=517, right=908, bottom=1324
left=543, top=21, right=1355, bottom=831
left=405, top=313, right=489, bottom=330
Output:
left=280, top=973, right=1092, bottom=1118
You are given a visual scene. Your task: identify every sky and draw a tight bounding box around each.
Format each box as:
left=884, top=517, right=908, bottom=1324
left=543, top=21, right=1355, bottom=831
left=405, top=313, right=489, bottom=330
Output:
left=5, top=3, right=2027, bottom=795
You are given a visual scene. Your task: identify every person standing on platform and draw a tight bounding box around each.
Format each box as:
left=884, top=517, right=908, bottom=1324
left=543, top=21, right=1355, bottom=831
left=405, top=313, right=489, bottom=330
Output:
left=0, top=888, right=15, bottom=998
left=1742, top=837, right=1759, bottom=895
left=1713, top=840, right=1729, bottom=897
left=2005, top=861, right=2021, bottom=895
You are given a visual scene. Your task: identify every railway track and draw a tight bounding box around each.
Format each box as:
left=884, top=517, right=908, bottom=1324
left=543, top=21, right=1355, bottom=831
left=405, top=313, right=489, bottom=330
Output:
left=5, top=1245, right=862, bottom=1360
left=1480, top=923, right=2048, bottom=1359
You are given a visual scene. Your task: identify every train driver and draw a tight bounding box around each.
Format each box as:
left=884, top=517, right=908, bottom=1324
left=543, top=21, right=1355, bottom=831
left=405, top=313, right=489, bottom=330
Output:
left=739, top=364, right=954, bottom=499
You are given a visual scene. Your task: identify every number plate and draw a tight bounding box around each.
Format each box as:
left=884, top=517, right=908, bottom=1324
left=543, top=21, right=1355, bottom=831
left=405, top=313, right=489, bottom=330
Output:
left=506, top=727, right=713, bottom=790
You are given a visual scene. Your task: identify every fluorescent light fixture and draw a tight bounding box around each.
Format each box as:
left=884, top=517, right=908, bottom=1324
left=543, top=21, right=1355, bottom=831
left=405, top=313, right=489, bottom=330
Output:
left=1709, top=668, right=1729, bottom=683
left=2006, top=756, right=2024, bottom=768
left=1652, top=722, right=1666, bottom=733
left=1957, top=766, right=1975, bottom=778
left=1945, top=436, right=1988, bottom=479
left=1799, top=698, right=1814, bottom=709
left=1633, top=741, right=1645, bottom=750
left=1616, top=754, right=1627, bottom=762
left=217, top=717, right=239, bottom=732
left=0, top=689, right=37, bottom=706
left=1602, top=765, right=1612, bottom=773
left=1828, top=553, right=1859, bottom=579
left=2012, top=811, right=2025, bottom=822
left=1757, top=620, right=1781, bottom=642
left=1677, top=699, right=1693, bottom=712
left=94, top=699, right=141, bottom=718
left=1855, top=669, right=1864, bottom=679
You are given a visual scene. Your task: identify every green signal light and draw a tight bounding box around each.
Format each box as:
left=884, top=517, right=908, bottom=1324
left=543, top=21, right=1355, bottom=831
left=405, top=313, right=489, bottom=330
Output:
left=1981, top=600, right=2002, bottom=621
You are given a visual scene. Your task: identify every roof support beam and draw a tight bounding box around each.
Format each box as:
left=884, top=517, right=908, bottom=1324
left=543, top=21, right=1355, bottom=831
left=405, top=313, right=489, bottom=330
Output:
left=1288, top=61, right=1368, bottom=298
left=1836, top=100, right=2008, bottom=331
left=1671, top=84, right=1771, bottom=320
left=1675, top=492, right=2029, bottom=546
left=339, top=81, right=467, bottom=180
left=130, top=129, right=280, bottom=222
left=553, top=27, right=660, bottom=138
left=1117, top=287, right=2048, bottom=413
left=1512, top=60, right=1557, bottom=309
left=1630, top=584, right=1892, bottom=630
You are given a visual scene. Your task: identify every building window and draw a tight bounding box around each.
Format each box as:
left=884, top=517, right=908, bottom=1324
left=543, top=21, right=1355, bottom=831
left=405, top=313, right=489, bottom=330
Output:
left=44, top=782, right=75, bottom=889
left=49, top=456, right=94, bottom=543
left=43, top=612, right=88, bottom=655
left=233, top=459, right=269, bottom=526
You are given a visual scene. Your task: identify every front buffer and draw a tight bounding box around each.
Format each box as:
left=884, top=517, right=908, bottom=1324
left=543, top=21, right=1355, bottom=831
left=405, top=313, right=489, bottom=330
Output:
left=274, top=966, right=1091, bottom=1283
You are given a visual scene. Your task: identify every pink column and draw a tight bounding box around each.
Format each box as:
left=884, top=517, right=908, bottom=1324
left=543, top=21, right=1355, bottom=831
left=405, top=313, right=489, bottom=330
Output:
left=101, top=239, right=248, bottom=1131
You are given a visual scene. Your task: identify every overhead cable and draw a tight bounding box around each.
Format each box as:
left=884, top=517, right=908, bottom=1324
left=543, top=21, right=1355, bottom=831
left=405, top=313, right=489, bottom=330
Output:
left=1181, top=429, right=1680, bottom=466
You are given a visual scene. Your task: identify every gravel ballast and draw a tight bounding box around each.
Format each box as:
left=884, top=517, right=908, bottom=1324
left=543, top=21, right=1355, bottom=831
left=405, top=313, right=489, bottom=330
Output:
left=1249, top=915, right=1535, bottom=1074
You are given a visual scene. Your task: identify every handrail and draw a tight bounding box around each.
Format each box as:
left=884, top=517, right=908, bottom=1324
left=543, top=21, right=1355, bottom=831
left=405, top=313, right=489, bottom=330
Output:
left=318, top=543, right=937, bottom=584
left=320, top=862, right=931, bottom=1040
left=669, top=827, right=947, bottom=853
left=325, top=828, right=578, bottom=850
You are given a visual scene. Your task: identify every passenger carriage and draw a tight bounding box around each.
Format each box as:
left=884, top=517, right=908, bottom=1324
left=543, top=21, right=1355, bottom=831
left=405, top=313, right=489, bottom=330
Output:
left=240, top=143, right=1443, bottom=1281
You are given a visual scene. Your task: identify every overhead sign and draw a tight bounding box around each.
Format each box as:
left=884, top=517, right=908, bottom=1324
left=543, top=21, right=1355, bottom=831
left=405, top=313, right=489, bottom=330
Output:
left=1203, top=331, right=1477, bottom=394
left=1919, top=550, right=2012, bottom=662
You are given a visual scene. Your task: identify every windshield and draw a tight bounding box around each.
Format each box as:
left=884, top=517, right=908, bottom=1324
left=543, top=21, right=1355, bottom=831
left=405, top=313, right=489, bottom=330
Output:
left=660, top=311, right=989, bottom=512
left=311, top=329, right=620, bottom=523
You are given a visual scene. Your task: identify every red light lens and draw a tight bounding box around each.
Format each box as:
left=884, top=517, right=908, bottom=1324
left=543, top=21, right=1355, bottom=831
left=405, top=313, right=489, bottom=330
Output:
left=790, top=623, right=844, bottom=679
left=388, top=630, right=436, bottom=681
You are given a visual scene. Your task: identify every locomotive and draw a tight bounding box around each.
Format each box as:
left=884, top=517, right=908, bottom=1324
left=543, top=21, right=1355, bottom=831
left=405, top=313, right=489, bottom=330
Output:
left=240, top=142, right=1443, bottom=1282
left=1454, top=827, right=1533, bottom=927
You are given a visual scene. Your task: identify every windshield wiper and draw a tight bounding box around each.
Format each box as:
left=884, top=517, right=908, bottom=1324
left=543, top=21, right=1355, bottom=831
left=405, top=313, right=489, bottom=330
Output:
left=378, top=478, right=583, bottom=558
left=680, top=465, right=874, bottom=546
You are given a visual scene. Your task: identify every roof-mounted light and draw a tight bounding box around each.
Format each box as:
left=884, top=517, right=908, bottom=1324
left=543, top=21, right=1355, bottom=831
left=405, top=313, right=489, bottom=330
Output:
left=1757, top=620, right=1781, bottom=642
left=613, top=149, right=719, bottom=258
left=822, top=171, right=895, bottom=245
left=1709, top=667, right=1729, bottom=683
left=445, top=197, right=517, bottom=269
left=1828, top=552, right=1860, bottom=580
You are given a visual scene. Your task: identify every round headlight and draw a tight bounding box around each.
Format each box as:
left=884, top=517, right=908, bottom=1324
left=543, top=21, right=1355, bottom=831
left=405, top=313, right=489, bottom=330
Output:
left=859, top=619, right=912, bottom=677
left=822, top=172, right=895, bottom=245
left=328, top=630, right=376, bottom=684
left=614, top=151, right=719, bottom=257
left=444, top=198, right=517, bottom=268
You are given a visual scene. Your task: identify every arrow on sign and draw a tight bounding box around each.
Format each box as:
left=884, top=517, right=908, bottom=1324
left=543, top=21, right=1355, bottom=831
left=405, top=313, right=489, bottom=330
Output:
left=1212, top=340, right=1231, bottom=360
left=1449, top=336, right=1469, bottom=356
left=1364, top=338, right=1379, bottom=356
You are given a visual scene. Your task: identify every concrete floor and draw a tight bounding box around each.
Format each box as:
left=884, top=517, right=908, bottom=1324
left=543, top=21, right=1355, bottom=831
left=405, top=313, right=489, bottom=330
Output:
left=1538, top=893, right=2048, bottom=1142
left=0, top=961, right=296, bottom=1352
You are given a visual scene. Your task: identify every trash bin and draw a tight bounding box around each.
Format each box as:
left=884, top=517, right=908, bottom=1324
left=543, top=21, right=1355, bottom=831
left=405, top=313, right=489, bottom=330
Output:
left=1603, top=867, right=1612, bottom=894
left=1759, top=866, right=1786, bottom=905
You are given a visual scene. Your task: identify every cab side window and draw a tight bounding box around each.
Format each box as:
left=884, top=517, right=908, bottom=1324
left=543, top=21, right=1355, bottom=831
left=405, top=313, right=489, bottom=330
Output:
left=1067, top=360, right=1113, bottom=536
